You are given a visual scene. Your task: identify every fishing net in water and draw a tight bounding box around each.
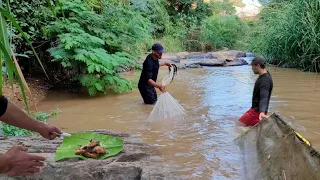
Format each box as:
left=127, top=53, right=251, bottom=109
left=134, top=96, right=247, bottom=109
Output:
left=234, top=113, right=320, bottom=180
left=147, top=64, right=186, bottom=122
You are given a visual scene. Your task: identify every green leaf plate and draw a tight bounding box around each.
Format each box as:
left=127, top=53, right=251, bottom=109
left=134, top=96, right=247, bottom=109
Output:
left=55, top=132, right=124, bottom=161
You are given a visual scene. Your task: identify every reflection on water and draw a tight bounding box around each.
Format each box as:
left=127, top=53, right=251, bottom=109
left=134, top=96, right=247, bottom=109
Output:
left=39, top=65, right=320, bottom=179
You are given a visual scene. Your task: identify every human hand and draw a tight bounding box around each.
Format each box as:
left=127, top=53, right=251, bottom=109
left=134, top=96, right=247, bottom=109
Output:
left=38, top=124, right=62, bottom=140
left=4, top=146, right=45, bottom=176
left=259, top=112, right=268, bottom=120
left=159, top=85, right=166, bottom=92
left=165, top=62, right=172, bottom=67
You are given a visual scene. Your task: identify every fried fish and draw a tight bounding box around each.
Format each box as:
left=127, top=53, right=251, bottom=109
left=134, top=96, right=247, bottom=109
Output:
left=74, top=139, right=108, bottom=159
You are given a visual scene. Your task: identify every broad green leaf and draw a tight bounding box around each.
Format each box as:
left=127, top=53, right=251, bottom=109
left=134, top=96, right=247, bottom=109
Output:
left=0, top=6, right=13, bottom=88
left=55, top=132, right=124, bottom=161
left=0, top=41, right=14, bottom=86
left=0, top=41, right=29, bottom=111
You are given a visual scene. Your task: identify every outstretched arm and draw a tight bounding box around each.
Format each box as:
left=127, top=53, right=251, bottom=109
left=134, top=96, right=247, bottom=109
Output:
left=0, top=96, right=61, bottom=139
left=0, top=96, right=61, bottom=176
left=159, top=60, right=172, bottom=67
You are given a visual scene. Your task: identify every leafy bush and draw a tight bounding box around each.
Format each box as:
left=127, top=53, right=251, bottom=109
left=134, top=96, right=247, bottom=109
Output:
left=2, top=109, right=61, bottom=136
left=44, top=0, right=152, bottom=95
left=160, top=15, right=195, bottom=52
left=158, top=0, right=242, bottom=52
left=201, top=15, right=247, bottom=50
left=130, top=0, right=170, bottom=37
left=3, top=0, right=52, bottom=53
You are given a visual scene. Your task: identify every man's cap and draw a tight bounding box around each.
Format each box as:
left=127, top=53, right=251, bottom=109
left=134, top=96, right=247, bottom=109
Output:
left=152, top=43, right=164, bottom=54
left=251, top=56, right=266, bottom=65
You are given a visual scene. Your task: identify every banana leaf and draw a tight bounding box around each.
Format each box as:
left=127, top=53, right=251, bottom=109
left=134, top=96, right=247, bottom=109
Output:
left=55, top=132, right=124, bottom=161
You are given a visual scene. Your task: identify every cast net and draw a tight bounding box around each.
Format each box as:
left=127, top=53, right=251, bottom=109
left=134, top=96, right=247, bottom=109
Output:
left=147, top=64, right=186, bottom=122
left=234, top=113, right=320, bottom=180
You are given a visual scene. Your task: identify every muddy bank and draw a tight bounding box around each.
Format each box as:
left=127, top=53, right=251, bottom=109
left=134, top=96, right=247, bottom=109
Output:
left=0, top=130, right=177, bottom=180
left=2, top=78, right=48, bottom=110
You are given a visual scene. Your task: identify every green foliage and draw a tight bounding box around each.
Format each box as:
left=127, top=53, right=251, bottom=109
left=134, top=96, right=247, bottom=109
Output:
left=44, top=0, right=151, bottom=95
left=157, top=0, right=241, bottom=52
left=130, top=0, right=170, bottom=37
left=247, top=0, right=320, bottom=71
left=210, top=0, right=237, bottom=15
left=4, top=0, right=250, bottom=95
left=2, top=109, right=61, bottom=136
left=0, top=1, right=50, bottom=111
left=3, top=0, right=53, bottom=53
left=166, top=0, right=194, bottom=16
left=201, top=15, right=248, bottom=50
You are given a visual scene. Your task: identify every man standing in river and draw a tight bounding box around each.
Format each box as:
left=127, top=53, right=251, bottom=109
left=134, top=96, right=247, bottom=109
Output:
left=238, top=56, right=273, bottom=126
left=138, top=43, right=171, bottom=104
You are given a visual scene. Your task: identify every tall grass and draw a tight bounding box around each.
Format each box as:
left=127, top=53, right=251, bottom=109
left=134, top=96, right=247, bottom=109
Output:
left=248, top=0, right=320, bottom=72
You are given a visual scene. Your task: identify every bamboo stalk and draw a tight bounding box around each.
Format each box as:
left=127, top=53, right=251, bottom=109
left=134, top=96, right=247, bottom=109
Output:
left=11, top=49, right=37, bottom=111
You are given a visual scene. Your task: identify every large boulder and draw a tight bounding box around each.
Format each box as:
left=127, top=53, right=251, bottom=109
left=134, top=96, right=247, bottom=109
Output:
left=0, top=130, right=177, bottom=180
left=186, top=53, right=217, bottom=59
left=198, top=59, right=226, bottom=66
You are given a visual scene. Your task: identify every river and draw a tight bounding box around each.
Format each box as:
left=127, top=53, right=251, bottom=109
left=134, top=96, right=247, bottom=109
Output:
left=38, top=65, right=320, bottom=179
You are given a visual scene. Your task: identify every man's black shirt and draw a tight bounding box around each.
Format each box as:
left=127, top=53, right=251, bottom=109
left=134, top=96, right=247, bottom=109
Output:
left=138, top=54, right=159, bottom=88
left=252, top=72, right=273, bottom=113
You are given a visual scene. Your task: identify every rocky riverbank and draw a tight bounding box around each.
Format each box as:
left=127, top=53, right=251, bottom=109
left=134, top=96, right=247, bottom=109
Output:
left=0, top=130, right=177, bottom=180
left=161, top=50, right=253, bottom=69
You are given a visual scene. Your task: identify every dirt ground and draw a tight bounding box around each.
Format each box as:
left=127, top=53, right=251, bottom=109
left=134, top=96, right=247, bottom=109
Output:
left=2, top=78, right=48, bottom=110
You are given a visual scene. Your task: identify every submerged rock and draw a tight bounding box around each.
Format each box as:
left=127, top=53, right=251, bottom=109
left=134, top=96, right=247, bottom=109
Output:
left=0, top=130, right=177, bottom=180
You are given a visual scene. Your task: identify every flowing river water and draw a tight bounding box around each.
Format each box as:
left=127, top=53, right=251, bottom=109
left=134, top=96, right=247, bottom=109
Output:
left=38, top=65, right=320, bottom=179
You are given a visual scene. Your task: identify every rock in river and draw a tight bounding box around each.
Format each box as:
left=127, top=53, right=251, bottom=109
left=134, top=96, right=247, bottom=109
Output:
left=185, top=53, right=217, bottom=59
